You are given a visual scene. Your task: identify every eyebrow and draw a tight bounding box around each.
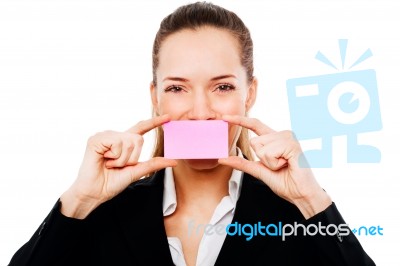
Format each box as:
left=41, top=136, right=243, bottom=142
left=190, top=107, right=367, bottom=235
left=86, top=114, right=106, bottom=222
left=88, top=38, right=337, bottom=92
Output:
left=162, top=74, right=237, bottom=82
left=162, top=77, right=189, bottom=82
left=210, top=74, right=237, bottom=81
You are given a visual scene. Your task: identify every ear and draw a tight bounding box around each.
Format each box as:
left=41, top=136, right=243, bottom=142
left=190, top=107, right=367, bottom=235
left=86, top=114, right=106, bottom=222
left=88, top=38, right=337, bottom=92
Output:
left=150, top=82, right=159, bottom=115
left=245, top=77, right=257, bottom=112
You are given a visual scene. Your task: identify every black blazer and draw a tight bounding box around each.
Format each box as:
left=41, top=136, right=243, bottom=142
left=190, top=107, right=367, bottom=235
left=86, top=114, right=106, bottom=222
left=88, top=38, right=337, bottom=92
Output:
left=9, top=170, right=375, bottom=266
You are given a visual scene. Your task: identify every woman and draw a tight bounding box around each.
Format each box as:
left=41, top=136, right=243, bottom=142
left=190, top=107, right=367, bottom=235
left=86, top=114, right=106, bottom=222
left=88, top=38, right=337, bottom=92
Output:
left=9, top=2, right=375, bottom=266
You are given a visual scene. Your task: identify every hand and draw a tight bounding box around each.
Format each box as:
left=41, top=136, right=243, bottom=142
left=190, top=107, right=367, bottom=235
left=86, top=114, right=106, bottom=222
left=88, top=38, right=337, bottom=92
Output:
left=61, top=114, right=177, bottom=219
left=218, top=115, right=332, bottom=219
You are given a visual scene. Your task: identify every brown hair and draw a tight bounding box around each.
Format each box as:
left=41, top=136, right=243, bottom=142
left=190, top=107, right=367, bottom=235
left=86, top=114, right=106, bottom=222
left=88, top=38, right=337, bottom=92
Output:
left=151, top=1, right=254, bottom=160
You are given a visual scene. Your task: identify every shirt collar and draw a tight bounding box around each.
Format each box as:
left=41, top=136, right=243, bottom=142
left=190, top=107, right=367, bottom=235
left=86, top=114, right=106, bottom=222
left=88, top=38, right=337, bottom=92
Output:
left=162, top=148, right=244, bottom=217
left=163, top=167, right=177, bottom=216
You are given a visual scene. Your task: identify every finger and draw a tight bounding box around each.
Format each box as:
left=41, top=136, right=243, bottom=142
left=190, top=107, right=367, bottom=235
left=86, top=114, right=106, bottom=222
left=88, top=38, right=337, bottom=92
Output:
left=105, top=133, right=145, bottom=168
left=127, top=114, right=171, bottom=135
left=250, top=131, right=301, bottom=168
left=249, top=136, right=268, bottom=153
left=129, top=157, right=178, bottom=181
left=126, top=136, right=144, bottom=166
left=218, top=156, right=272, bottom=180
left=103, top=139, right=123, bottom=159
left=222, top=115, right=274, bottom=136
left=105, top=140, right=134, bottom=168
left=250, top=134, right=276, bottom=149
left=254, top=144, right=288, bottom=171
left=88, top=131, right=123, bottom=157
left=250, top=130, right=295, bottom=148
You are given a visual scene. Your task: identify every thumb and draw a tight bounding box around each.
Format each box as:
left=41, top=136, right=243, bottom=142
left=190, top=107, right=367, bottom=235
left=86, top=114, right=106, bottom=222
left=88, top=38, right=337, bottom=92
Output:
left=218, top=156, right=271, bottom=180
left=128, top=157, right=177, bottom=182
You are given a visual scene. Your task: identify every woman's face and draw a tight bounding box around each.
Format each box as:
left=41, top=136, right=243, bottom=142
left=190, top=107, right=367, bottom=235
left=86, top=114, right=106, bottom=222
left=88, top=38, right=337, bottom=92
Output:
left=151, top=26, right=256, bottom=170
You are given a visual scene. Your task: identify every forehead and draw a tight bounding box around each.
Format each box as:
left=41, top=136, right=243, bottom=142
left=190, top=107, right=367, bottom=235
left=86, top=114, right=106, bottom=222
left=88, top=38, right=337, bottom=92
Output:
left=157, top=27, right=243, bottom=79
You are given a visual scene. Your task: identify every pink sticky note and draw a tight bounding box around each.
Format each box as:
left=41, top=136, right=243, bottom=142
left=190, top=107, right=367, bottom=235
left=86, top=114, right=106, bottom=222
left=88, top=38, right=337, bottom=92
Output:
left=163, top=120, right=228, bottom=159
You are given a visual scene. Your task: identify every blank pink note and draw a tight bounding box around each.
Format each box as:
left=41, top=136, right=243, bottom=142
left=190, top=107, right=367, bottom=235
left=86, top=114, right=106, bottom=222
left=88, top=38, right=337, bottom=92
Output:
left=163, top=120, right=228, bottom=159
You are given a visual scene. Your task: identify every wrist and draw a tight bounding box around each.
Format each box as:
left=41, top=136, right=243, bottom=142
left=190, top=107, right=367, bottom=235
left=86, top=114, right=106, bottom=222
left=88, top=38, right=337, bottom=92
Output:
left=60, top=188, right=101, bottom=219
left=293, top=189, right=332, bottom=219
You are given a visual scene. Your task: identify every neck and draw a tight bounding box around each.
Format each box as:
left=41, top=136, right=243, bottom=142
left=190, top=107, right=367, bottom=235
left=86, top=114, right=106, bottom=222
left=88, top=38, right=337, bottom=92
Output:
left=172, top=160, right=233, bottom=207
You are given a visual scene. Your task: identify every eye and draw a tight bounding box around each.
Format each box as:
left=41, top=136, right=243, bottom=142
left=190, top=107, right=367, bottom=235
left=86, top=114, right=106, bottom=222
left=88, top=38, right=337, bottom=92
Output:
left=214, top=84, right=235, bottom=93
left=164, top=85, right=184, bottom=93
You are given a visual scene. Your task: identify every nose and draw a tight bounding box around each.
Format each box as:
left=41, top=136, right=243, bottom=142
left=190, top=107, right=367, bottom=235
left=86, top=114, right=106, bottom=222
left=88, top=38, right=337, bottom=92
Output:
left=187, top=90, right=217, bottom=120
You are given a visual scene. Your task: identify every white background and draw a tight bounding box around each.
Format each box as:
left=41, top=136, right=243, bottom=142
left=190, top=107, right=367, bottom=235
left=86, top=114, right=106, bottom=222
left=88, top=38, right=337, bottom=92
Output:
left=1, top=0, right=399, bottom=265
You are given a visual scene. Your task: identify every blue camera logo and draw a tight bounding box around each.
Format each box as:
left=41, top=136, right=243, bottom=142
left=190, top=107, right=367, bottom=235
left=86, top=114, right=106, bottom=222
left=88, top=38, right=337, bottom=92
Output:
left=286, top=40, right=382, bottom=168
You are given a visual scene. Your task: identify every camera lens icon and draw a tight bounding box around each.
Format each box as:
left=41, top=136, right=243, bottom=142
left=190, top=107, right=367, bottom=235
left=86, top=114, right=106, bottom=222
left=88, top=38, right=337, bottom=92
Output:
left=327, top=81, right=370, bottom=125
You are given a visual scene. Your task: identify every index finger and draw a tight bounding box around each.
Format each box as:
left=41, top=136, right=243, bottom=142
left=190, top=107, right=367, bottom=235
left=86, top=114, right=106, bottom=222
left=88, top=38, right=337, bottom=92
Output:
left=127, top=114, right=171, bottom=135
left=221, top=115, right=275, bottom=136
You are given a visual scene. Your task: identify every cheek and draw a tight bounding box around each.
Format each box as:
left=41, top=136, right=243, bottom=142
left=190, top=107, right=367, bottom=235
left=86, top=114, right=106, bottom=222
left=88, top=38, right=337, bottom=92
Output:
left=213, top=96, right=246, bottom=116
left=157, top=95, right=188, bottom=117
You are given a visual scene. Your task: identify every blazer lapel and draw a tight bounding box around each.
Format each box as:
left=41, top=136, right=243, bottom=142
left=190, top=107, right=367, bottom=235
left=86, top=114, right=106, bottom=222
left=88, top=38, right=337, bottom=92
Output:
left=113, top=170, right=175, bottom=265
left=214, top=173, right=269, bottom=265
left=215, top=172, right=303, bottom=265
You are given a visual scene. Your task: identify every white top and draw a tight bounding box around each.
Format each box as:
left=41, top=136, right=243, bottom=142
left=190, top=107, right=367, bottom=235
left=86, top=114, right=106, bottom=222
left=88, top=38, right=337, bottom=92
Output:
left=162, top=150, right=244, bottom=266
